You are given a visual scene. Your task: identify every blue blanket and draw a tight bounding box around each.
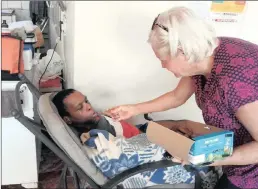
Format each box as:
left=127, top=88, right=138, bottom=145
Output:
left=83, top=129, right=222, bottom=188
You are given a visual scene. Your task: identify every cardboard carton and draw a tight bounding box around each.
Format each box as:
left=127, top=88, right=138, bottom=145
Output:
left=146, top=121, right=234, bottom=165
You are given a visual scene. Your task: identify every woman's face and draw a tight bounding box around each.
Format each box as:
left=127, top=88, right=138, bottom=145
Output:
left=153, top=49, right=193, bottom=78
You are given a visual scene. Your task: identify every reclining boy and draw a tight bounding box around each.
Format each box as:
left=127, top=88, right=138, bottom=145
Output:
left=52, top=89, right=198, bottom=140
left=52, top=89, right=222, bottom=188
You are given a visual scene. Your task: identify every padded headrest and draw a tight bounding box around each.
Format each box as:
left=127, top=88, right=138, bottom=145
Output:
left=38, top=93, right=107, bottom=185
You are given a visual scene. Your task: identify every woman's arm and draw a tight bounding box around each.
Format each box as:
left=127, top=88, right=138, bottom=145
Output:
left=211, top=100, right=258, bottom=166
left=135, top=77, right=195, bottom=114
left=106, top=77, right=195, bottom=121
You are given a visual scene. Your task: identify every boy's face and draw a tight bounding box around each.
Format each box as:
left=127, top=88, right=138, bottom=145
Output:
left=63, top=91, right=100, bottom=124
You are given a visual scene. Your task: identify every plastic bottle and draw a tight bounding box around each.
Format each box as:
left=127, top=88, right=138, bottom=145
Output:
left=1, top=20, right=10, bottom=34
left=23, top=44, right=33, bottom=70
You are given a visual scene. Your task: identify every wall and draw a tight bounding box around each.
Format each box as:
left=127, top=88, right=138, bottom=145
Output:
left=62, top=1, right=75, bottom=88
left=2, top=1, right=31, bottom=21
left=209, top=1, right=258, bottom=45
left=63, top=1, right=258, bottom=124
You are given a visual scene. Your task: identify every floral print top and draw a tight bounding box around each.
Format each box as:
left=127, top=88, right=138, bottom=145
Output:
left=192, top=37, right=258, bottom=188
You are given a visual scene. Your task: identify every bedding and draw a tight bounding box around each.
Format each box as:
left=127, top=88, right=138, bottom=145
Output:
left=83, top=129, right=223, bottom=188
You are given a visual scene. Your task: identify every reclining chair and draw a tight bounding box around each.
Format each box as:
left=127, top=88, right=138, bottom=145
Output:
left=12, top=74, right=203, bottom=189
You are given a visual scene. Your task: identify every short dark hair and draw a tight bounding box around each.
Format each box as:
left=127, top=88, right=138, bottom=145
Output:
left=52, top=89, right=76, bottom=118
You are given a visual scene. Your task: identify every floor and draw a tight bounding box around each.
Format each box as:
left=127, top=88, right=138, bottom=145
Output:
left=1, top=145, right=76, bottom=189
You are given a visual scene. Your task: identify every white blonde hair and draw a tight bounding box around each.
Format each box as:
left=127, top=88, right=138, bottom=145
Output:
left=148, top=7, right=218, bottom=63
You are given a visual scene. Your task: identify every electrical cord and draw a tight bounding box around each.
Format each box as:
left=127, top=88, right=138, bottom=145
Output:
left=38, top=40, right=59, bottom=89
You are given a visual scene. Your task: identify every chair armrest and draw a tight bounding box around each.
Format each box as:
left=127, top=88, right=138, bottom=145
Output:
left=11, top=109, right=101, bottom=189
left=14, top=74, right=41, bottom=117
left=144, top=113, right=153, bottom=121
left=18, top=74, right=41, bottom=99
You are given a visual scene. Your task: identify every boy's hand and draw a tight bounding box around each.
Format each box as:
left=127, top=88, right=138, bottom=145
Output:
left=80, top=132, right=90, bottom=144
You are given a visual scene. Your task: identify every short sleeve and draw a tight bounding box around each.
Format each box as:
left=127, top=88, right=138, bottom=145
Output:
left=224, top=58, right=258, bottom=114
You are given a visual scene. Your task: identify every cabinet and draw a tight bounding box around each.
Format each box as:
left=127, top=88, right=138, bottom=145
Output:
left=1, top=81, right=38, bottom=188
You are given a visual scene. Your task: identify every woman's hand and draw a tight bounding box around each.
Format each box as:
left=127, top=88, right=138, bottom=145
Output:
left=172, top=124, right=198, bottom=138
left=158, top=121, right=198, bottom=138
left=170, top=125, right=196, bottom=166
left=104, top=104, right=138, bottom=121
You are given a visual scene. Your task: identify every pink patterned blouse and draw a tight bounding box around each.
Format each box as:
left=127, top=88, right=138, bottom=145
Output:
left=192, top=37, right=258, bottom=188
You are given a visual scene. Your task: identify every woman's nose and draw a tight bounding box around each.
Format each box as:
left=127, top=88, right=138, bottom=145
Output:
left=161, top=62, right=166, bottom=68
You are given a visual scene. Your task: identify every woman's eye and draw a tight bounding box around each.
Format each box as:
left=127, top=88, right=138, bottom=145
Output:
left=77, top=105, right=83, bottom=111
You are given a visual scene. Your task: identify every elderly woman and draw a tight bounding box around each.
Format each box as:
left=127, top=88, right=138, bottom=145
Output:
left=106, top=6, right=258, bottom=189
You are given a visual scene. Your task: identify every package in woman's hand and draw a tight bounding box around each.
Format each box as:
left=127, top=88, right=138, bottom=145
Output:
left=146, top=121, right=234, bottom=166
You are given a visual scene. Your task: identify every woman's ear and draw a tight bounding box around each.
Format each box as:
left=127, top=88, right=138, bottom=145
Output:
left=63, top=116, right=72, bottom=124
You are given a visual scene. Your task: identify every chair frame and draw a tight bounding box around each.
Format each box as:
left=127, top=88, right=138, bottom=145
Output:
left=11, top=74, right=201, bottom=189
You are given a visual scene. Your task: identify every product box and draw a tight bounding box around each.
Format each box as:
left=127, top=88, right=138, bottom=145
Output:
left=146, top=121, right=234, bottom=165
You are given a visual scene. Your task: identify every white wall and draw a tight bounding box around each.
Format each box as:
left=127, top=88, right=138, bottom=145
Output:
left=62, top=2, right=75, bottom=88
left=63, top=1, right=258, bottom=124
left=209, top=1, right=258, bottom=45
left=2, top=1, right=31, bottom=21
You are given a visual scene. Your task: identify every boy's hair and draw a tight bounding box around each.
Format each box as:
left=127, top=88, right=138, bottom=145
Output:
left=52, top=89, right=76, bottom=118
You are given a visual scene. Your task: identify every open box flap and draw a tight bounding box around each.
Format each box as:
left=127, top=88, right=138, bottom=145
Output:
left=146, top=121, right=194, bottom=162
